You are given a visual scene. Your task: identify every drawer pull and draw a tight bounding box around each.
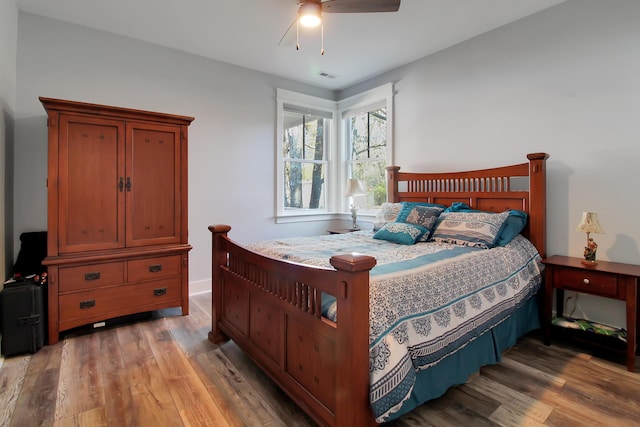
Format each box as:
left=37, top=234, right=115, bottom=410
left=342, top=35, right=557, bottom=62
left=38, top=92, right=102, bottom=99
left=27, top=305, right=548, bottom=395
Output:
left=153, top=287, right=167, bottom=296
left=583, top=278, right=590, bottom=285
left=84, top=272, right=101, bottom=281
left=79, top=299, right=96, bottom=309
left=149, top=264, right=163, bottom=273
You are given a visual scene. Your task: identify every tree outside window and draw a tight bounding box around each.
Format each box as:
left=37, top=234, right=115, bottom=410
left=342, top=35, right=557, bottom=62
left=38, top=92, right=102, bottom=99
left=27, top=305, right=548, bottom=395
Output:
left=282, top=110, right=328, bottom=210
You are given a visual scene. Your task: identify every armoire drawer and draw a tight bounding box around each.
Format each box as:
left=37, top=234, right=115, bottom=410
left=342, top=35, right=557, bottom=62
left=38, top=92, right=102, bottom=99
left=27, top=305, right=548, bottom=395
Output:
left=58, top=277, right=182, bottom=325
left=127, top=255, right=182, bottom=282
left=59, top=262, right=125, bottom=293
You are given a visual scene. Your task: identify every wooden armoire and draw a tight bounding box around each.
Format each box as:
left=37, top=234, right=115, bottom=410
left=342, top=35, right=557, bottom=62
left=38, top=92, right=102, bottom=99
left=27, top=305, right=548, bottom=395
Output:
left=40, top=97, right=193, bottom=344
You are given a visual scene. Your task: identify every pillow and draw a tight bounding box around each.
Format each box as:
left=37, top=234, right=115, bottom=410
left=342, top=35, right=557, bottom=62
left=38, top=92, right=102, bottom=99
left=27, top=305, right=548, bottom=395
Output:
left=431, top=210, right=511, bottom=249
left=443, top=202, right=528, bottom=246
left=373, top=202, right=403, bottom=231
left=372, top=202, right=446, bottom=231
left=395, top=204, right=444, bottom=241
left=495, top=210, right=528, bottom=246
left=373, top=222, right=426, bottom=245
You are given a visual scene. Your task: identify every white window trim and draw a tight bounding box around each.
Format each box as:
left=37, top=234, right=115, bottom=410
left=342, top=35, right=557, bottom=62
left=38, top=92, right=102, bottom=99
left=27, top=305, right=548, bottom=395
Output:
left=275, top=84, right=393, bottom=223
left=338, top=83, right=394, bottom=214
left=276, top=89, right=337, bottom=220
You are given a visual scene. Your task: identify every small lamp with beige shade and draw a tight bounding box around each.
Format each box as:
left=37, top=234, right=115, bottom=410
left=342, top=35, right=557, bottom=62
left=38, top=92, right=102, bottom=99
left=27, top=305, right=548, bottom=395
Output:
left=575, top=212, right=604, bottom=266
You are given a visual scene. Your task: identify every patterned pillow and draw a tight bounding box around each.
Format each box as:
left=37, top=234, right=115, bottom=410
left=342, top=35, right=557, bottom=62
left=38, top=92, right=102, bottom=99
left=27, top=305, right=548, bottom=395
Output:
left=444, top=202, right=528, bottom=246
left=372, top=202, right=403, bottom=231
left=395, top=204, right=444, bottom=242
left=431, top=211, right=511, bottom=249
left=373, top=222, right=426, bottom=245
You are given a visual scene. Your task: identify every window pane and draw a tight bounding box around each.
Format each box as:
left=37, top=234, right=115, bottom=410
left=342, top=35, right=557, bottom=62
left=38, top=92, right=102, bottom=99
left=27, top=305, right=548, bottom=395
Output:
left=368, top=108, right=387, bottom=159
left=283, top=111, right=303, bottom=158
left=284, top=161, right=325, bottom=209
left=352, top=159, right=387, bottom=209
left=283, top=112, right=326, bottom=161
left=348, top=107, right=387, bottom=161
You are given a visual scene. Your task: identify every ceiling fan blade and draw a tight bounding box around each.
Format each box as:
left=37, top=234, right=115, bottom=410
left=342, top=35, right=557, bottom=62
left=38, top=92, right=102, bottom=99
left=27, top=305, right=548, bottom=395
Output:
left=321, top=0, right=400, bottom=13
left=277, top=17, right=298, bottom=46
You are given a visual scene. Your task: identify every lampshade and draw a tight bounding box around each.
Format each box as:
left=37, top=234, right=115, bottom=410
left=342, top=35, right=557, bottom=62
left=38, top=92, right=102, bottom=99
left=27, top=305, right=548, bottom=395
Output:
left=575, top=212, right=604, bottom=234
left=299, top=2, right=322, bottom=27
left=344, top=179, right=366, bottom=197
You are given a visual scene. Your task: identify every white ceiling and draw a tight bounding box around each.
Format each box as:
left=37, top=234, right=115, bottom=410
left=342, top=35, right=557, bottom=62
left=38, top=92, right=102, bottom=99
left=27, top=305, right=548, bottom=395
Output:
left=16, top=0, right=567, bottom=90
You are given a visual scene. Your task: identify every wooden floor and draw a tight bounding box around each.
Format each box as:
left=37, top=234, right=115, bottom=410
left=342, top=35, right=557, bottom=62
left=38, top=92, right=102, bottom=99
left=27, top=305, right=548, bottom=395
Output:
left=1, top=292, right=639, bottom=426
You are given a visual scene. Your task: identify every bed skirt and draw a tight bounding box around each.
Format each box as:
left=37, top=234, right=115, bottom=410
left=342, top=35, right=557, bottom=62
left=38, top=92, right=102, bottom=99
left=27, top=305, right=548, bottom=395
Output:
left=385, top=296, right=540, bottom=421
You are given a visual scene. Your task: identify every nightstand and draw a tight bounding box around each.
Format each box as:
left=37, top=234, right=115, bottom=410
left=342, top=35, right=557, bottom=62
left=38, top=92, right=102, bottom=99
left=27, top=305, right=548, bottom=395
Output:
left=328, top=228, right=357, bottom=234
left=542, top=255, right=640, bottom=372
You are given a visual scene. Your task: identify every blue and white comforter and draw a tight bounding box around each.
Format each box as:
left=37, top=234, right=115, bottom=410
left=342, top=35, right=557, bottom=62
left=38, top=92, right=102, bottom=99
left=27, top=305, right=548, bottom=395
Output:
left=248, top=231, right=543, bottom=422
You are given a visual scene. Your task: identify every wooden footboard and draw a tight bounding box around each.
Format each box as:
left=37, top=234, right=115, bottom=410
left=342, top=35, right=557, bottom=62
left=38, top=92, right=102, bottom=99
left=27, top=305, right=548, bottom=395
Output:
left=209, top=225, right=378, bottom=427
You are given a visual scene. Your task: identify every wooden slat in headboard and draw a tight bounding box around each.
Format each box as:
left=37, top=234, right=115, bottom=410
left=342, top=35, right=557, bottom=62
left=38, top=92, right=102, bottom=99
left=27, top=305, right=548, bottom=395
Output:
left=386, top=153, right=549, bottom=257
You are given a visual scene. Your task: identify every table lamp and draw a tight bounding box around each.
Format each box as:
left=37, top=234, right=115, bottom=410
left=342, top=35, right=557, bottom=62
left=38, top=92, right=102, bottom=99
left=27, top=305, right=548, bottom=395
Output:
left=575, top=212, right=604, bottom=266
left=344, top=179, right=366, bottom=230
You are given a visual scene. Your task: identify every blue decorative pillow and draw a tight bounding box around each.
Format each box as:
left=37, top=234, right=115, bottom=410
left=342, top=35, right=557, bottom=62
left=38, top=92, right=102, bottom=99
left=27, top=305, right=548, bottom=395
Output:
left=495, top=210, right=528, bottom=246
left=373, top=222, right=426, bottom=245
left=395, top=204, right=444, bottom=241
left=443, top=203, right=528, bottom=246
left=431, top=211, right=511, bottom=249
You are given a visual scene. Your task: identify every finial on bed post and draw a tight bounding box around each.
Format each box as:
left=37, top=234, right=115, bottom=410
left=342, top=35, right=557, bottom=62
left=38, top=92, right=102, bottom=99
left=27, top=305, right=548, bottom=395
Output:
left=208, top=225, right=232, bottom=343
left=386, top=166, right=401, bottom=203
left=526, top=153, right=549, bottom=259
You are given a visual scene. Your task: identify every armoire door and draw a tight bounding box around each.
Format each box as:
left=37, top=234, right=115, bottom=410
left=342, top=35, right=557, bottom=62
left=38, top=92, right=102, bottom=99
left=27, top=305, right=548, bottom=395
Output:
left=125, top=121, right=182, bottom=247
left=58, top=114, right=126, bottom=254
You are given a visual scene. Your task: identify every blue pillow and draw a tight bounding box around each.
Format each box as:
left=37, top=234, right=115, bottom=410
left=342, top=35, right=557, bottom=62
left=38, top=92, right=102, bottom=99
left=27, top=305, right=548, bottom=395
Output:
left=373, top=222, right=426, bottom=245
left=495, top=210, right=527, bottom=246
left=443, top=202, right=528, bottom=246
left=395, top=204, right=444, bottom=241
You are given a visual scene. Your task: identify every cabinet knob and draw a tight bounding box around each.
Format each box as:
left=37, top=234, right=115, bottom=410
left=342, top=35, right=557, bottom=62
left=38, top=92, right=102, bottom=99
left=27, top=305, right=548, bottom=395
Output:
left=583, top=278, right=590, bottom=284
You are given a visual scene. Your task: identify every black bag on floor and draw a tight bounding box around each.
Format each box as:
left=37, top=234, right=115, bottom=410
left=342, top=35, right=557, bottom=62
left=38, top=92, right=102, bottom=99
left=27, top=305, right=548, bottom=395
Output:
left=1, top=280, right=46, bottom=356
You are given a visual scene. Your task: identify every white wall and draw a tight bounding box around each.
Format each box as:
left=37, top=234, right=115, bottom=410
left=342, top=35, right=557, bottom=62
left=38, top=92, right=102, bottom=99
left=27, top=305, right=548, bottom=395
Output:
left=1, top=0, right=18, bottom=282
left=341, top=0, right=640, bottom=327
left=14, top=12, right=336, bottom=293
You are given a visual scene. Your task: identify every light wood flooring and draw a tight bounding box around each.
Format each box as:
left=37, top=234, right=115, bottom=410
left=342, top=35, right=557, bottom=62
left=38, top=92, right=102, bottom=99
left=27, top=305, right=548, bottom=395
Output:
left=1, top=292, right=639, bottom=426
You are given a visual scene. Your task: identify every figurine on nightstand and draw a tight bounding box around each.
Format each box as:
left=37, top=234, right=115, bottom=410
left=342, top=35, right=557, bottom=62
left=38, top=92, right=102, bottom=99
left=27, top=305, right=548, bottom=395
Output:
left=583, top=238, right=598, bottom=263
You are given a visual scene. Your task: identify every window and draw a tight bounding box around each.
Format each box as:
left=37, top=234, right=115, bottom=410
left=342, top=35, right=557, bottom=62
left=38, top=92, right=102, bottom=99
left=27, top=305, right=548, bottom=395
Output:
left=340, top=83, right=393, bottom=212
left=345, top=106, right=388, bottom=209
left=276, top=84, right=392, bottom=221
left=282, top=109, right=328, bottom=210
left=276, top=89, right=336, bottom=218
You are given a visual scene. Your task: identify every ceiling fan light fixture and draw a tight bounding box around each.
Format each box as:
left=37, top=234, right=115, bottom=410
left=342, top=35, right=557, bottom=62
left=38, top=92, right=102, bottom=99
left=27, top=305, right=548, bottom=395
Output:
left=299, top=2, right=322, bottom=28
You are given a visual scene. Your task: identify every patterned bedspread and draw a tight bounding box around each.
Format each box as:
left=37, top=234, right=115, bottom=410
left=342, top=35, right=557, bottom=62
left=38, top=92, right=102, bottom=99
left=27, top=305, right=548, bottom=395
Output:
left=248, top=231, right=543, bottom=422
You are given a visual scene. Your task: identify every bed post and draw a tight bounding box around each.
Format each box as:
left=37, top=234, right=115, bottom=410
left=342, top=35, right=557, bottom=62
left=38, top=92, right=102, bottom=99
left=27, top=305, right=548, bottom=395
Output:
left=208, top=224, right=231, bottom=343
left=526, top=153, right=549, bottom=259
left=386, top=166, right=401, bottom=203
left=330, top=254, right=378, bottom=427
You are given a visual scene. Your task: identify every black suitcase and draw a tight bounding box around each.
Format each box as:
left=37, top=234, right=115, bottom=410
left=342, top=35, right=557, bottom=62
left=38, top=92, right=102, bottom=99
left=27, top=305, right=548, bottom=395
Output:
left=1, top=280, right=46, bottom=356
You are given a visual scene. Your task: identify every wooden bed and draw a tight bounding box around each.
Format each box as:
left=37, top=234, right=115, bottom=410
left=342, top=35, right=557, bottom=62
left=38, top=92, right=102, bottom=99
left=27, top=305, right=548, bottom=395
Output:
left=209, top=152, right=548, bottom=426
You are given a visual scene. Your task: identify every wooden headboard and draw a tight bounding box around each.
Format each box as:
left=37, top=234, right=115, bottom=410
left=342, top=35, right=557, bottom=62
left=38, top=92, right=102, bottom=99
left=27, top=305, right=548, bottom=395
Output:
left=386, top=153, right=549, bottom=258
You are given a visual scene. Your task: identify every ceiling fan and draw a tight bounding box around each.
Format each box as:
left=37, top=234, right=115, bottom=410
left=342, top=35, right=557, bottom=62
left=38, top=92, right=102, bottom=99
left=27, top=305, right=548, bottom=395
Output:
left=278, top=0, right=401, bottom=54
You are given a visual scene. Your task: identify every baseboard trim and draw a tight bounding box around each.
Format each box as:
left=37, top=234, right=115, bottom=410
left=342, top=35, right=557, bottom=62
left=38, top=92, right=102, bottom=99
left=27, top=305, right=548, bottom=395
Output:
left=189, top=278, right=211, bottom=296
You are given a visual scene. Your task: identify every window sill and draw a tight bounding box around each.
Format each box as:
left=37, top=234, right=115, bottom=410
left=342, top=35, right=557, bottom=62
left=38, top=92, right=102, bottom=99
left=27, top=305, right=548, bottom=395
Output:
left=276, top=212, right=375, bottom=224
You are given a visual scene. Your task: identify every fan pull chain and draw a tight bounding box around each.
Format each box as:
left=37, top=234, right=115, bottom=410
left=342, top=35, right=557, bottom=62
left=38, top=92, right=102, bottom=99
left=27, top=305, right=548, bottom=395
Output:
left=296, top=18, right=300, bottom=50
left=321, top=25, right=324, bottom=55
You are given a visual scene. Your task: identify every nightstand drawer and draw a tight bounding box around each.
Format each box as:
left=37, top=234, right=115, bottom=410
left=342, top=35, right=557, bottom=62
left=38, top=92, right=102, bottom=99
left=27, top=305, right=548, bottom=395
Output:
left=555, top=268, right=618, bottom=298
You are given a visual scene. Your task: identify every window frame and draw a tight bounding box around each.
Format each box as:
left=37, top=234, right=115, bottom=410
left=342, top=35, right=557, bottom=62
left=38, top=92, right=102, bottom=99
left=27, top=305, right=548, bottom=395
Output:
left=338, top=83, right=394, bottom=214
left=276, top=89, right=337, bottom=221
left=275, top=84, right=393, bottom=223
